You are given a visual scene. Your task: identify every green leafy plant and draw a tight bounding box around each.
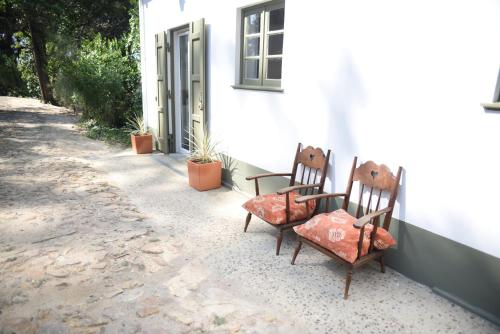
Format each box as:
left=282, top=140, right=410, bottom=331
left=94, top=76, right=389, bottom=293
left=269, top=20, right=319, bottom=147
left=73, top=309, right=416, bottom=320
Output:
left=127, top=113, right=150, bottom=136
left=0, top=54, right=27, bottom=96
left=187, top=129, right=220, bottom=164
left=78, top=119, right=131, bottom=146
left=54, top=34, right=131, bottom=126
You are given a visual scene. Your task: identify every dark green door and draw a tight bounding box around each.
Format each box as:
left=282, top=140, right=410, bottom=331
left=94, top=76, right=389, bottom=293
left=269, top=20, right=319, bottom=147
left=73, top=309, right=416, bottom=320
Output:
left=188, top=18, right=206, bottom=149
left=155, top=31, right=169, bottom=152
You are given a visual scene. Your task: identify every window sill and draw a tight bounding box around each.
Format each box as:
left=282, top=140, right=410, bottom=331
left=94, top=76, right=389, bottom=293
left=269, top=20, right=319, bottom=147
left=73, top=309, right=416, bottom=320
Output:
left=481, top=102, right=500, bottom=111
left=231, top=84, right=284, bottom=93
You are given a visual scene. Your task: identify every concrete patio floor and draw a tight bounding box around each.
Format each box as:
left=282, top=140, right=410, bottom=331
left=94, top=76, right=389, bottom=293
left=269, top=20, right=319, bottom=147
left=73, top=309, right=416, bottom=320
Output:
left=0, top=97, right=498, bottom=333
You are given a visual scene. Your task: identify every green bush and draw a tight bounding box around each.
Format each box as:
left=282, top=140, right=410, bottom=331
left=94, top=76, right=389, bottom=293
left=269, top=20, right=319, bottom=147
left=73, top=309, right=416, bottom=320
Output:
left=11, top=32, right=41, bottom=98
left=78, top=119, right=131, bottom=146
left=0, top=54, right=27, bottom=96
left=54, top=35, right=133, bottom=127
left=53, top=6, right=142, bottom=129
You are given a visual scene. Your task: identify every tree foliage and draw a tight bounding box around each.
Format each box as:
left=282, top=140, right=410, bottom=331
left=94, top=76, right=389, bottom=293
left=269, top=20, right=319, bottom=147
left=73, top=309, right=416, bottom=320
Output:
left=0, top=0, right=141, bottom=127
left=55, top=33, right=140, bottom=127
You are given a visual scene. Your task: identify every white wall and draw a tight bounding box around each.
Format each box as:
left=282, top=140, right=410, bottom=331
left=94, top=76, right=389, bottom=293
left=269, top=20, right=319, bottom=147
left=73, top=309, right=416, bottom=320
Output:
left=139, top=0, right=500, bottom=258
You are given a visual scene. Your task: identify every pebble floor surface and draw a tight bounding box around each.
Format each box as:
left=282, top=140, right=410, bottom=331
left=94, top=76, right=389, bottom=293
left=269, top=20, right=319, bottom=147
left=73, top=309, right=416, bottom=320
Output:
left=0, top=97, right=498, bottom=334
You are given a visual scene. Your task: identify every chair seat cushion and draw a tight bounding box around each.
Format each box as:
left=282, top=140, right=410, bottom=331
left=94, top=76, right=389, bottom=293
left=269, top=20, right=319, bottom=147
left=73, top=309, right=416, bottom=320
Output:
left=243, top=192, right=316, bottom=225
left=293, top=209, right=396, bottom=263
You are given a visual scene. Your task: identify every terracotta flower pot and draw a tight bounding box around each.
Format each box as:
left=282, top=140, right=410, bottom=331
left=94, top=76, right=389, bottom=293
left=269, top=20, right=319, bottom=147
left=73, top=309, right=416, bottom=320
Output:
left=131, top=134, right=153, bottom=154
left=187, top=160, right=222, bottom=191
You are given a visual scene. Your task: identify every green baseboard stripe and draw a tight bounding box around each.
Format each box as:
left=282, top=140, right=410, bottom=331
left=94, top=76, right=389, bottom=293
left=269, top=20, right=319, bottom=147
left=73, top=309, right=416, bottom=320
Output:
left=221, top=155, right=500, bottom=326
left=432, top=287, right=500, bottom=327
left=384, top=218, right=500, bottom=326
left=220, top=154, right=290, bottom=195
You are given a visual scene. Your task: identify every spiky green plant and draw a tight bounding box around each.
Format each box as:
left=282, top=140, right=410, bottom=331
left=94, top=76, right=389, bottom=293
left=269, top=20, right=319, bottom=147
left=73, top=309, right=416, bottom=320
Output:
left=127, top=114, right=149, bottom=136
left=187, top=129, right=220, bottom=164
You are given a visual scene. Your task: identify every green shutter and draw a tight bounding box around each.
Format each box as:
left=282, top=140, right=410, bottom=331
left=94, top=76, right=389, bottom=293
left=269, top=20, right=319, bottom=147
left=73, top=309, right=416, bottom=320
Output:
left=189, top=18, right=206, bottom=148
left=155, top=31, right=169, bottom=153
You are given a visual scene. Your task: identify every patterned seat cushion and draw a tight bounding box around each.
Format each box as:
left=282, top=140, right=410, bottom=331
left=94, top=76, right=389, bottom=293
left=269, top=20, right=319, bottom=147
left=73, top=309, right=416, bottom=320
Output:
left=293, top=209, right=396, bottom=263
left=243, top=192, right=316, bottom=225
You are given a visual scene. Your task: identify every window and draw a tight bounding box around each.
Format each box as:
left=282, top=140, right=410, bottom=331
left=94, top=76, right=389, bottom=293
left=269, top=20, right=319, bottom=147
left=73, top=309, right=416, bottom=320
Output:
left=239, top=1, right=285, bottom=89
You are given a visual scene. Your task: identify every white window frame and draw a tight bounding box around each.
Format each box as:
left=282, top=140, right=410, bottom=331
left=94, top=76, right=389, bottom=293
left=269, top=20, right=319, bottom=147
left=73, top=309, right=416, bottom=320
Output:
left=238, top=0, right=285, bottom=89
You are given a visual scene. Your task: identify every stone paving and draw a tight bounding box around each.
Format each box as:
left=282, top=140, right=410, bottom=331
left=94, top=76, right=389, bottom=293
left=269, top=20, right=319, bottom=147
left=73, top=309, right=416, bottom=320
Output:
left=0, top=97, right=498, bottom=333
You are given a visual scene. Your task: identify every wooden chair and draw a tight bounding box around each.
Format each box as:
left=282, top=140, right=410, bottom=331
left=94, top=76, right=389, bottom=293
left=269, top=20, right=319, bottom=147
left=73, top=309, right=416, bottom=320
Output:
left=291, top=157, right=402, bottom=299
left=243, top=143, right=331, bottom=255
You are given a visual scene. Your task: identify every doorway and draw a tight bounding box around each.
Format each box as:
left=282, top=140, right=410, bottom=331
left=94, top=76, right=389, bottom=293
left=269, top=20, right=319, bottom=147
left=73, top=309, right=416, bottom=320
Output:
left=155, top=19, right=206, bottom=154
left=173, top=29, right=190, bottom=153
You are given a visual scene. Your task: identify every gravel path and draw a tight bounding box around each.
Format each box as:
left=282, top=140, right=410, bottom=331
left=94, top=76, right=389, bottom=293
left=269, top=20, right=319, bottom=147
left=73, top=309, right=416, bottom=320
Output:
left=0, top=97, right=303, bottom=333
left=0, top=97, right=498, bottom=334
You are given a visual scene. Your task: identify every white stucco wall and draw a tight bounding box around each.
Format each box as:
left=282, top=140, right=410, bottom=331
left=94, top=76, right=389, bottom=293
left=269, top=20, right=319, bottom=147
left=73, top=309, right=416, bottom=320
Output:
left=139, top=0, right=500, bottom=258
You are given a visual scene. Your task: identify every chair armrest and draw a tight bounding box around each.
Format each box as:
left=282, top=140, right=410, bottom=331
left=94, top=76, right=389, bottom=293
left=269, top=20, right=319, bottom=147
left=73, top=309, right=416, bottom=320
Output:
left=294, top=192, right=348, bottom=204
left=245, top=172, right=293, bottom=181
left=277, top=183, right=321, bottom=195
left=353, top=207, right=393, bottom=228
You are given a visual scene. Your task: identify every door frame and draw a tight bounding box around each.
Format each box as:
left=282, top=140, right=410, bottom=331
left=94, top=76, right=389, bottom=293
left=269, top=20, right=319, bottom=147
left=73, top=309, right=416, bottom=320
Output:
left=173, top=28, right=190, bottom=154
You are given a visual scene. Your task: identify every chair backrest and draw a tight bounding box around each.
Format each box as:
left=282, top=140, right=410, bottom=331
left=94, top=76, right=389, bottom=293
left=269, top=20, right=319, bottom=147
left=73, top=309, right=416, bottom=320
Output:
left=341, top=157, right=402, bottom=230
left=290, top=143, right=331, bottom=195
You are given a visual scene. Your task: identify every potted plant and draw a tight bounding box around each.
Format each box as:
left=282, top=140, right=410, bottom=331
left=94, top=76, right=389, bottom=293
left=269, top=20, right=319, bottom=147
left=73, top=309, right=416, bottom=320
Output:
left=187, top=131, right=222, bottom=191
left=127, top=114, right=153, bottom=154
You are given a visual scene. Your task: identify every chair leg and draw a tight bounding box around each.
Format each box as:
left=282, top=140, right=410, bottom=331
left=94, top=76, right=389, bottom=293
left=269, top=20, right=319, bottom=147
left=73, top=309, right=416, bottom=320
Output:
left=276, top=229, right=284, bottom=256
left=379, top=255, right=386, bottom=273
left=344, top=268, right=353, bottom=299
left=244, top=213, right=252, bottom=232
left=291, top=240, right=302, bottom=265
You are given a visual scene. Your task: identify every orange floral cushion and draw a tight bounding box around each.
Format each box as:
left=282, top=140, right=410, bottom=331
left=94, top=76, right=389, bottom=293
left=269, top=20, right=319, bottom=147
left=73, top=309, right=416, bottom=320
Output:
left=243, top=192, right=316, bottom=225
left=293, top=209, right=396, bottom=263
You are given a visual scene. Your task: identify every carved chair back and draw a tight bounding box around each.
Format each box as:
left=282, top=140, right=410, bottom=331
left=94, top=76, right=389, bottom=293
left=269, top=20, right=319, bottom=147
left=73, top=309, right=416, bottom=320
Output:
left=339, top=157, right=402, bottom=230
left=290, top=143, right=331, bottom=196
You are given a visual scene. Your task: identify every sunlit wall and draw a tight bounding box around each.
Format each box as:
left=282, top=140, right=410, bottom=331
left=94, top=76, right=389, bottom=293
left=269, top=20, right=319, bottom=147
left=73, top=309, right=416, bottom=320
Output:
left=139, top=0, right=500, bottom=258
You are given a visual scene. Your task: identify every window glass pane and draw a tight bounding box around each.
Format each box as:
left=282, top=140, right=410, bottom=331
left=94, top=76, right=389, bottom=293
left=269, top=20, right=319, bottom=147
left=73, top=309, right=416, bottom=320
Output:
left=179, top=35, right=189, bottom=150
left=267, top=58, right=282, bottom=79
left=245, top=59, right=259, bottom=79
left=268, top=34, right=283, bottom=55
left=269, top=8, right=284, bottom=31
left=245, top=13, right=260, bottom=34
left=245, top=37, right=260, bottom=57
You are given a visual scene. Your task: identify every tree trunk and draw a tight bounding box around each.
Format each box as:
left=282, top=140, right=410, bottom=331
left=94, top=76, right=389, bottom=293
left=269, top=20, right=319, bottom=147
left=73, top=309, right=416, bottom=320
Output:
left=28, top=18, right=55, bottom=104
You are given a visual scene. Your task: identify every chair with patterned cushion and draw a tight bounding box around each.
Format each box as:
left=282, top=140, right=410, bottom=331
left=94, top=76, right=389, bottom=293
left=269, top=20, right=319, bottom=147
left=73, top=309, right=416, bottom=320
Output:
left=291, top=157, right=402, bottom=299
left=243, top=143, right=331, bottom=255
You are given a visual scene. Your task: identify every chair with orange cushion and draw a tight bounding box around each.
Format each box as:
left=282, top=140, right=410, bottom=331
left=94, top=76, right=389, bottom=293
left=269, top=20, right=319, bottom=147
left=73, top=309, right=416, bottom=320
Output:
left=242, top=143, right=331, bottom=255
left=291, top=157, right=402, bottom=299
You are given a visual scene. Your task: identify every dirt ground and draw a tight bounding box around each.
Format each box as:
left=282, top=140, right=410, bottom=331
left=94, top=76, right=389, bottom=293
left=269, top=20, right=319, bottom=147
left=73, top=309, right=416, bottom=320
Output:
left=1, top=97, right=498, bottom=334
left=0, top=97, right=304, bottom=333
